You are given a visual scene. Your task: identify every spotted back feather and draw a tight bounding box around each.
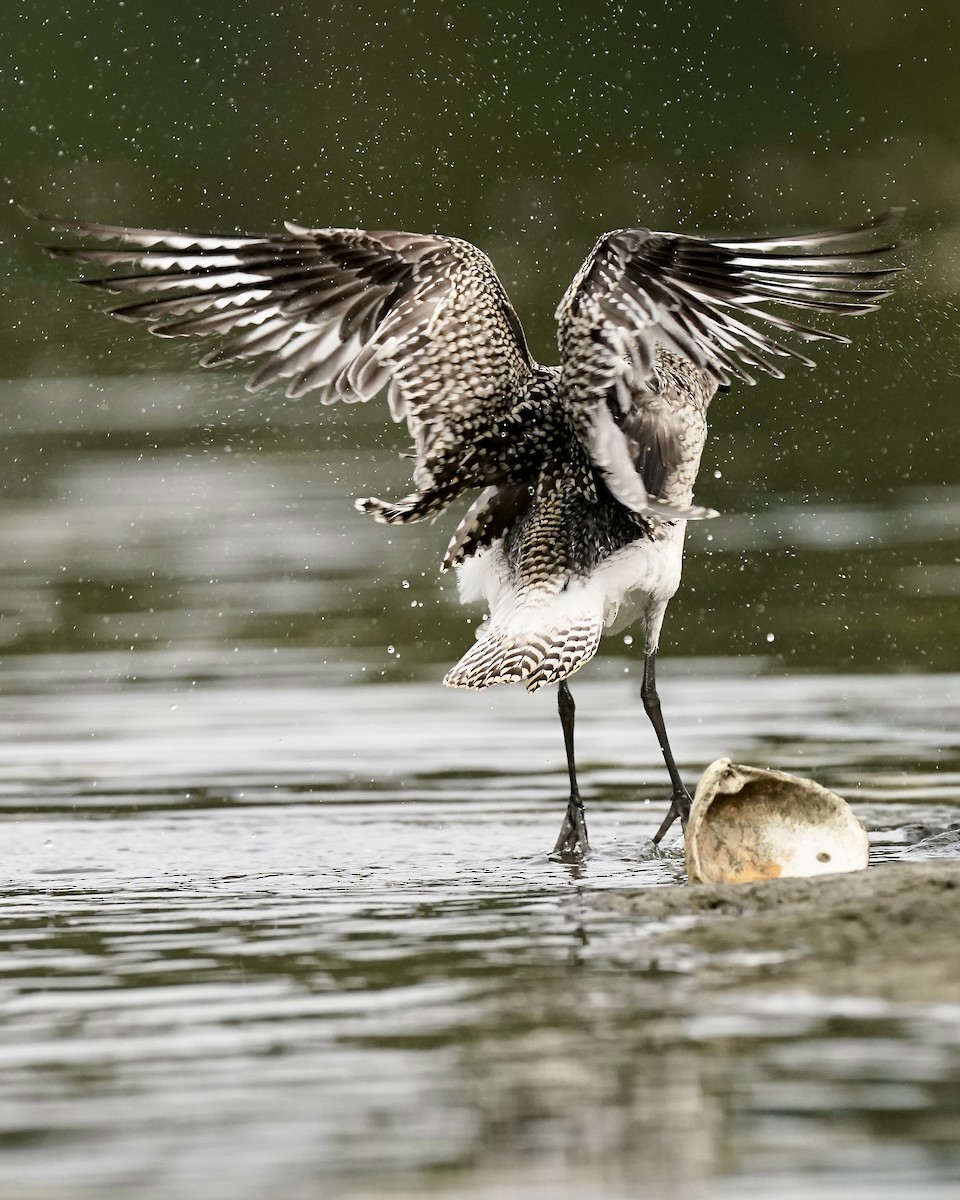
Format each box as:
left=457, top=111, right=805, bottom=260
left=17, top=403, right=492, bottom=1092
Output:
left=442, top=483, right=530, bottom=570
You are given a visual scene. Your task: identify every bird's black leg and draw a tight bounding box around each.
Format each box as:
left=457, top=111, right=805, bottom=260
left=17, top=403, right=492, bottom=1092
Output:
left=641, top=650, right=693, bottom=845
left=550, top=679, right=590, bottom=858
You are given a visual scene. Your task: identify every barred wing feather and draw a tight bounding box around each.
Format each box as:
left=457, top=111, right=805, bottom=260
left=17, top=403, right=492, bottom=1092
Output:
left=35, top=213, right=535, bottom=450
left=556, top=213, right=900, bottom=519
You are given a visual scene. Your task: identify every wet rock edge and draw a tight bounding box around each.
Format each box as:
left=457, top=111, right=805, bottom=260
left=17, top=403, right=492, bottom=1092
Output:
left=605, top=860, right=960, bottom=1005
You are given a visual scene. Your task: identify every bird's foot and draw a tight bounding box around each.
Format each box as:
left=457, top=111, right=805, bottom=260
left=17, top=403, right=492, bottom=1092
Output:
left=651, top=787, right=693, bottom=846
left=549, top=796, right=590, bottom=861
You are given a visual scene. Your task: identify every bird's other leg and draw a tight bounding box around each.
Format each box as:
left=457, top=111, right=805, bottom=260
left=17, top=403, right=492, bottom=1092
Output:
left=550, top=680, right=590, bottom=859
left=641, top=650, right=693, bottom=845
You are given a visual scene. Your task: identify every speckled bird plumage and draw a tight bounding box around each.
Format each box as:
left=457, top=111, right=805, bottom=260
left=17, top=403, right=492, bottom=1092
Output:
left=34, top=209, right=899, bottom=853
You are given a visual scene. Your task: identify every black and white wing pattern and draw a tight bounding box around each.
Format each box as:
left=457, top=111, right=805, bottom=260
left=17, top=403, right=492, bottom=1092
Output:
left=556, top=214, right=900, bottom=518
left=35, top=214, right=536, bottom=520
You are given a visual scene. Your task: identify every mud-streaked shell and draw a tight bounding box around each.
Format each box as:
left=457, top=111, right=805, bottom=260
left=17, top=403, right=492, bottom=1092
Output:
left=685, top=758, right=869, bottom=884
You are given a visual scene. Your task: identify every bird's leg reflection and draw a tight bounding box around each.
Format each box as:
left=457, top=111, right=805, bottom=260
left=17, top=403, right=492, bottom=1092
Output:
left=642, top=650, right=693, bottom=845
left=550, top=679, right=590, bottom=859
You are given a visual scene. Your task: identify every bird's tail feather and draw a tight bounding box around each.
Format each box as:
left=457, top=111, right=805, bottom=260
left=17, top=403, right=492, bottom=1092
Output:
left=443, top=599, right=604, bottom=692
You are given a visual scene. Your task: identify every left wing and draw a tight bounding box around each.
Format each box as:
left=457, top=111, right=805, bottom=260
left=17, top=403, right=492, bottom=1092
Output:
left=31, top=212, right=537, bottom=522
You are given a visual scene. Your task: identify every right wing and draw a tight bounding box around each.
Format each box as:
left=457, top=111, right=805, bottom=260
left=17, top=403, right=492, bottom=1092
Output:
left=556, top=214, right=901, bottom=519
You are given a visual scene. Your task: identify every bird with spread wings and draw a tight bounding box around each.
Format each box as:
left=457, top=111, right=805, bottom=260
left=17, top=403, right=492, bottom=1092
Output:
left=34, top=210, right=899, bottom=857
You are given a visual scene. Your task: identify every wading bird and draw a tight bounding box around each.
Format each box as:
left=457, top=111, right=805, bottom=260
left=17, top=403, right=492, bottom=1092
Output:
left=34, top=211, right=898, bottom=857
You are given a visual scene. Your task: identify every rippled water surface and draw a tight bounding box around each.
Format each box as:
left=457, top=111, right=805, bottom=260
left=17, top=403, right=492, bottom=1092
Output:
left=2, top=380, right=960, bottom=1199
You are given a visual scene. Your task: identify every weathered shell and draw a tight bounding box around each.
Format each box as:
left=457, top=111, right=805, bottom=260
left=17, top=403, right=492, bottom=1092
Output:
left=685, top=758, right=869, bottom=884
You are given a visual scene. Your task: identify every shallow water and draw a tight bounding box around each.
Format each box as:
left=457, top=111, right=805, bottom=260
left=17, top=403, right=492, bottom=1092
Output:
left=1, top=381, right=960, bottom=1198
left=3, top=668, right=960, bottom=1200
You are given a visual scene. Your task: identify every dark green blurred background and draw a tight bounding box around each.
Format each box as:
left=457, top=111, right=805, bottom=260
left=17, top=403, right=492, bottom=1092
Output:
left=1, top=0, right=959, bottom=674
